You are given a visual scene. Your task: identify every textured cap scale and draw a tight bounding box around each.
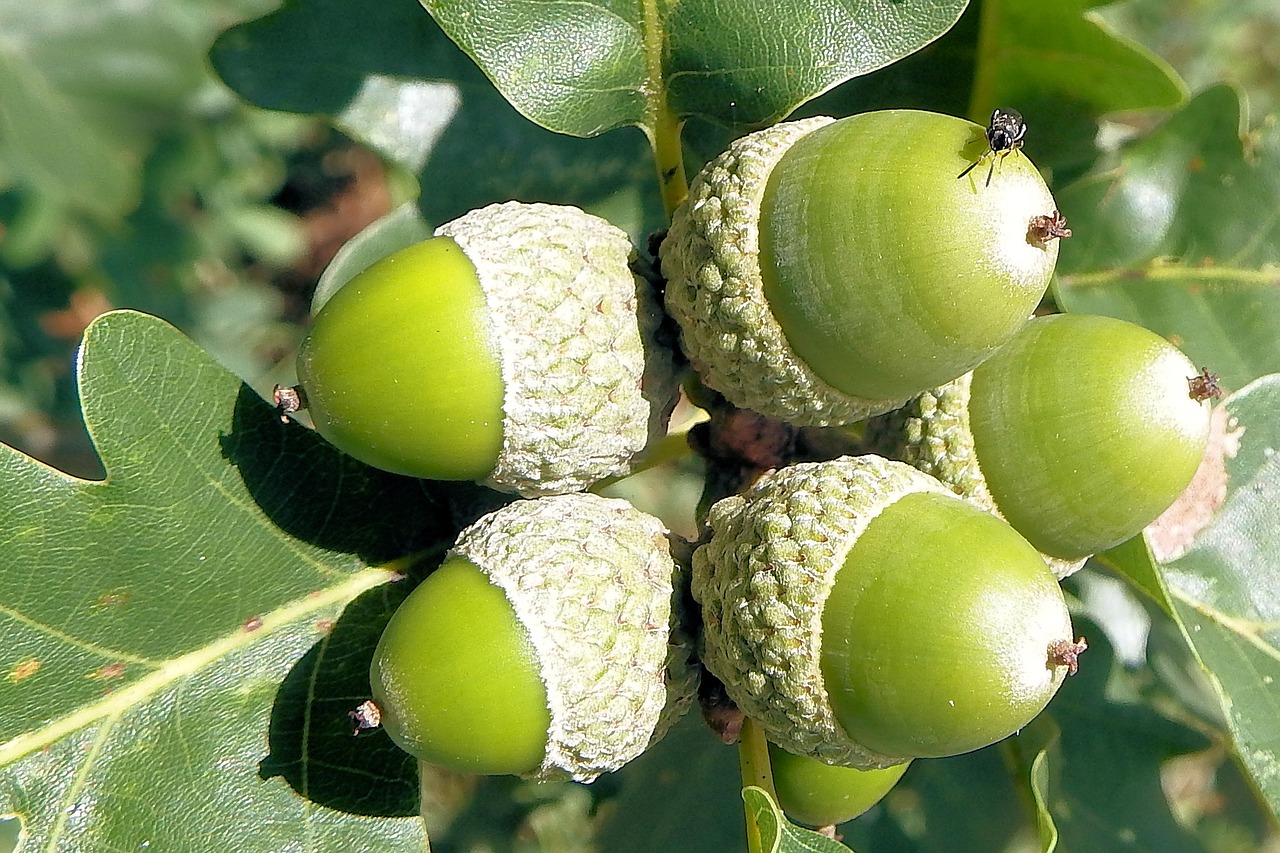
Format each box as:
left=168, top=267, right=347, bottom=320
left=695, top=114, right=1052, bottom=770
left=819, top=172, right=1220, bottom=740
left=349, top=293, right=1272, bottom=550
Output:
left=449, top=492, right=699, bottom=782
left=661, top=117, right=913, bottom=427
left=438, top=202, right=678, bottom=496
left=693, top=455, right=950, bottom=768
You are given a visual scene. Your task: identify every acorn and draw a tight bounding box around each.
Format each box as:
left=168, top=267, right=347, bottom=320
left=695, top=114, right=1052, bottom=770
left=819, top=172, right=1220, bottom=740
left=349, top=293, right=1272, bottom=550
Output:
left=768, top=744, right=909, bottom=828
left=866, top=313, right=1212, bottom=571
left=660, top=110, right=1059, bottom=426
left=294, top=201, right=678, bottom=497
left=693, top=455, right=1075, bottom=768
left=369, top=492, right=698, bottom=782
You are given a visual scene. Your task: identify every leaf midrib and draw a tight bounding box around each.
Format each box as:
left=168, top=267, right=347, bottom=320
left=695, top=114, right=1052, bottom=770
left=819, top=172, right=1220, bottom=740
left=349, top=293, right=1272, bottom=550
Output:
left=0, top=567, right=395, bottom=768
left=1059, top=263, right=1280, bottom=289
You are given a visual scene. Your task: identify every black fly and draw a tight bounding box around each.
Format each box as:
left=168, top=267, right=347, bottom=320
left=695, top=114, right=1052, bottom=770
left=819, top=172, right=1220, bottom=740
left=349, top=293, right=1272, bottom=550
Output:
left=958, top=108, right=1026, bottom=187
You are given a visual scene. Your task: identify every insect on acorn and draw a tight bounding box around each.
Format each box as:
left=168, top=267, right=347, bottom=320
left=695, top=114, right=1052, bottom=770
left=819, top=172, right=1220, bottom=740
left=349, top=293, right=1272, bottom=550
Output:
left=958, top=107, right=1027, bottom=187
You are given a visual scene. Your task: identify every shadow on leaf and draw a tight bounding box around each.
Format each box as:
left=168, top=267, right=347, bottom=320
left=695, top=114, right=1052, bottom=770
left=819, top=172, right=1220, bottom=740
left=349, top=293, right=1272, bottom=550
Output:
left=258, top=573, right=427, bottom=817
left=221, top=385, right=507, bottom=565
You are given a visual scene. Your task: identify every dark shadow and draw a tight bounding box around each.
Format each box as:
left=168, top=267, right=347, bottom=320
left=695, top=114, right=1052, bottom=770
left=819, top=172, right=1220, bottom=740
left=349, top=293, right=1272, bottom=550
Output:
left=225, top=384, right=517, bottom=817
left=419, top=78, right=663, bottom=234
left=1007, top=94, right=1100, bottom=186
left=221, top=385, right=511, bottom=566
left=258, top=575, right=425, bottom=817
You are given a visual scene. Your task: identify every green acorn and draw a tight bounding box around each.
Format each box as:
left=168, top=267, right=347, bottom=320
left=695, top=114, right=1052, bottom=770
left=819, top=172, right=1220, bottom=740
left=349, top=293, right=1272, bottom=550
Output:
left=294, top=201, right=678, bottom=497
left=661, top=110, right=1060, bottom=426
left=369, top=492, right=698, bottom=782
left=867, top=313, right=1213, bottom=570
left=768, top=744, right=909, bottom=828
left=694, top=455, right=1075, bottom=768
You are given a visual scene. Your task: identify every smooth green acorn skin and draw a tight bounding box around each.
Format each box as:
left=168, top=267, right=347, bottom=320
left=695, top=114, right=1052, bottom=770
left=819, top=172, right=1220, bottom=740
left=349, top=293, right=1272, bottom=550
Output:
left=968, top=314, right=1211, bottom=560
left=759, top=110, right=1058, bottom=401
left=297, top=236, right=504, bottom=480
left=370, top=555, right=550, bottom=775
left=768, top=744, right=909, bottom=827
left=821, top=491, right=1071, bottom=759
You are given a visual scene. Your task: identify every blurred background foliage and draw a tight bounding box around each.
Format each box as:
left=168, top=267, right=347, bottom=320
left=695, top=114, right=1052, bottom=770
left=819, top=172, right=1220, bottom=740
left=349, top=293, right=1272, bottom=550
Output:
left=0, top=0, right=398, bottom=478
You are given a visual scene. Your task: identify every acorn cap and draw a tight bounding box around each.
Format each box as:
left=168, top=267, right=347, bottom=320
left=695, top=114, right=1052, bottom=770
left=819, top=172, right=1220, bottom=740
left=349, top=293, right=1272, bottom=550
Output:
left=438, top=202, right=678, bottom=497
left=871, top=373, right=1087, bottom=579
left=450, top=492, right=698, bottom=782
left=662, top=117, right=913, bottom=427
left=693, top=455, right=951, bottom=768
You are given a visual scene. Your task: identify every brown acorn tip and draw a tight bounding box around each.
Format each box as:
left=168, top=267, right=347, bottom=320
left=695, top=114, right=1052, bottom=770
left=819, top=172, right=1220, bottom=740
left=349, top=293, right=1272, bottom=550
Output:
left=1028, top=210, right=1072, bottom=245
left=1188, top=368, right=1222, bottom=402
left=1048, top=636, right=1088, bottom=676
left=273, top=384, right=307, bottom=422
left=349, top=699, right=383, bottom=735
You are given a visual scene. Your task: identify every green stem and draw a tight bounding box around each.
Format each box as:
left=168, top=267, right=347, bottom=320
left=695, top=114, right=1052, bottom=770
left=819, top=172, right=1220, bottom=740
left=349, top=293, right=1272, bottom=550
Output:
left=738, top=717, right=777, bottom=853
left=1060, top=263, right=1280, bottom=288
left=640, top=0, right=688, bottom=219
left=966, top=0, right=1004, bottom=123
left=652, top=107, right=689, bottom=219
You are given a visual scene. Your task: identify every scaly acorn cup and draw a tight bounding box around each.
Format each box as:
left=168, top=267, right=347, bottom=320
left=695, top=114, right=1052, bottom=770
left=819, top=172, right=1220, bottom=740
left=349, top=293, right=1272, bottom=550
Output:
left=694, top=455, right=1075, bottom=768
left=369, top=493, right=699, bottom=783
left=661, top=110, right=1060, bottom=426
left=866, top=313, right=1212, bottom=570
left=768, top=743, right=909, bottom=828
left=295, top=201, right=678, bottom=497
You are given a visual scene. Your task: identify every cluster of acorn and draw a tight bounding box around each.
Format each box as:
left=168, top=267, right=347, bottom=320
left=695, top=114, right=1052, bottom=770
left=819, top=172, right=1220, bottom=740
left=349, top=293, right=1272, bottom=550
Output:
left=280, top=110, right=1213, bottom=828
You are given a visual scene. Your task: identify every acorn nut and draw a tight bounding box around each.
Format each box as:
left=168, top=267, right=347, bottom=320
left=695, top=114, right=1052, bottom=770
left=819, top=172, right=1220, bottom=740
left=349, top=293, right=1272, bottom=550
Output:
left=295, top=201, right=678, bottom=497
left=768, top=743, right=909, bottom=828
left=661, top=110, right=1060, bottom=426
left=369, top=492, right=698, bottom=782
left=867, top=313, right=1212, bottom=570
left=693, top=455, right=1074, bottom=768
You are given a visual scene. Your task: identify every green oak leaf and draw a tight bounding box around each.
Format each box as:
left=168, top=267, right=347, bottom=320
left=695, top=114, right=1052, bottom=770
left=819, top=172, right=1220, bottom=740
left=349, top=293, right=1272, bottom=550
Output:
left=1054, top=85, right=1280, bottom=390
left=1097, top=534, right=1174, bottom=618
left=1029, top=750, right=1058, bottom=853
left=743, top=786, right=857, bottom=853
left=1000, top=716, right=1061, bottom=853
left=0, top=310, right=476, bottom=851
left=593, top=712, right=746, bottom=852
left=421, top=0, right=969, bottom=136
left=1046, top=622, right=1213, bottom=853
left=1163, top=374, right=1280, bottom=819
left=1099, top=0, right=1280, bottom=120
left=841, top=747, right=1030, bottom=853
left=966, top=0, right=1185, bottom=123
left=210, top=0, right=662, bottom=236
